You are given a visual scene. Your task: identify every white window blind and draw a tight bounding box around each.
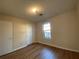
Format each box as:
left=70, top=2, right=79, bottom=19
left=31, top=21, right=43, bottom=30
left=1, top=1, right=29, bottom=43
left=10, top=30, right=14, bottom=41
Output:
left=42, top=22, right=51, bottom=39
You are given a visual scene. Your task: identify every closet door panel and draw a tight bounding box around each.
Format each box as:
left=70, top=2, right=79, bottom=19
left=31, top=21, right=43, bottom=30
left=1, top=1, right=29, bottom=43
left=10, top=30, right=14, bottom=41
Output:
left=13, top=23, right=27, bottom=50
left=0, top=21, right=13, bottom=56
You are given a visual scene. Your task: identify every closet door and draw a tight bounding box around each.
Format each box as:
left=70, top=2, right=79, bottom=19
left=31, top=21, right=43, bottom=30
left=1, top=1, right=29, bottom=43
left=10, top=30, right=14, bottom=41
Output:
left=0, top=21, right=13, bottom=56
left=13, top=23, right=27, bottom=50
left=13, top=23, right=34, bottom=50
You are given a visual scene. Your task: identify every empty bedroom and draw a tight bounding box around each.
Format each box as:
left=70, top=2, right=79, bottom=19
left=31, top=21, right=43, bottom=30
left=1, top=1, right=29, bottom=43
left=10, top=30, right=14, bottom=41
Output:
left=0, top=0, right=79, bottom=59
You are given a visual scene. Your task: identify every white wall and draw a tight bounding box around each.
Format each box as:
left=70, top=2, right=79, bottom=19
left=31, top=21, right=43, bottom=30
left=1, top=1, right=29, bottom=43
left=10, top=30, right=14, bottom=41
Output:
left=52, top=10, right=79, bottom=52
left=0, top=15, right=35, bottom=55
left=36, top=10, right=79, bottom=52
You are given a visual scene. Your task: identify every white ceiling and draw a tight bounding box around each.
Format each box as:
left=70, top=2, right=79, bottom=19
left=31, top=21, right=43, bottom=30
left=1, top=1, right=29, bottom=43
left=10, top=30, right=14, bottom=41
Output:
left=0, top=0, right=77, bottom=21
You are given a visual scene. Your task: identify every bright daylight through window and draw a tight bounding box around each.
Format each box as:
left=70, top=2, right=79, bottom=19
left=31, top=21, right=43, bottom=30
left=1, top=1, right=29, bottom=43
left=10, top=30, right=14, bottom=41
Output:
left=42, top=22, right=51, bottom=39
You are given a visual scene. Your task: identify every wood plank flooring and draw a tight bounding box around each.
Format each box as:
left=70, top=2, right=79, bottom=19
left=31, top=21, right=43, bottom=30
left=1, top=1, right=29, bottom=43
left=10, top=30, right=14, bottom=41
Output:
left=0, top=43, right=79, bottom=59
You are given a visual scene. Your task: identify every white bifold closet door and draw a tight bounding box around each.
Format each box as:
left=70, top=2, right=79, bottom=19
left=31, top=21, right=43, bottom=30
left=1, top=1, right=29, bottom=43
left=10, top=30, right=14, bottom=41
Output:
left=0, top=21, right=13, bottom=56
left=13, top=23, right=33, bottom=50
left=13, top=23, right=27, bottom=50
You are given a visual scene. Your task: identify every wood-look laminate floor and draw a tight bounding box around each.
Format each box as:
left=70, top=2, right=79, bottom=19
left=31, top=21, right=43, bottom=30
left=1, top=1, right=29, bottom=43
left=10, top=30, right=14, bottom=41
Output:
left=0, top=43, right=79, bottom=59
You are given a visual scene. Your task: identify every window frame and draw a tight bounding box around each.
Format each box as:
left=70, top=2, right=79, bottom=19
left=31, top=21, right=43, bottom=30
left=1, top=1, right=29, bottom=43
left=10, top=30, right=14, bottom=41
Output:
left=42, top=22, right=51, bottom=40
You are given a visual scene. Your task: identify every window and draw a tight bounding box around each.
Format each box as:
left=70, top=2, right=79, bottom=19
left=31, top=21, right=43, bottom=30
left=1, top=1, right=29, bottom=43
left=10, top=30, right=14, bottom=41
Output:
left=42, top=22, right=51, bottom=39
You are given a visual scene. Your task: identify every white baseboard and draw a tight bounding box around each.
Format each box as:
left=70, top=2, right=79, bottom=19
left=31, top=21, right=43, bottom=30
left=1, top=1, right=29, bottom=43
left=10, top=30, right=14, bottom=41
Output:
left=52, top=45, right=79, bottom=53
left=38, top=42, right=79, bottom=53
left=0, top=43, right=32, bottom=56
